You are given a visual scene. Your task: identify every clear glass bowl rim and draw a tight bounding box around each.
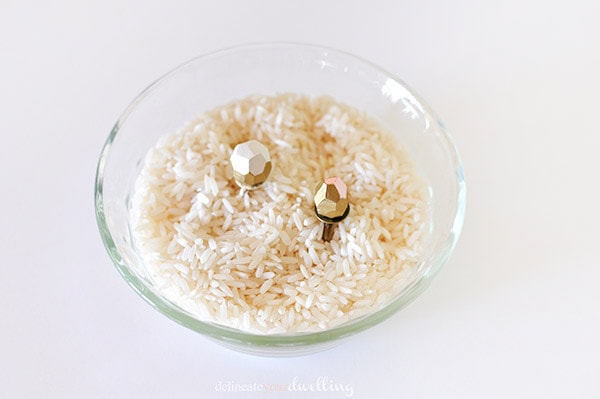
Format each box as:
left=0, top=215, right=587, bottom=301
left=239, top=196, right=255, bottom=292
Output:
left=94, top=42, right=466, bottom=348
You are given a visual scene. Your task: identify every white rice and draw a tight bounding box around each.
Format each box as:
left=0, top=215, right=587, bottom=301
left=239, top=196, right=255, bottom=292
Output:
left=130, top=93, right=428, bottom=334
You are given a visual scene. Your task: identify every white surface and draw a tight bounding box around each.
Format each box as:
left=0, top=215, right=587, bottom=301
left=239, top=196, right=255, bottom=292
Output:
left=1, top=1, right=599, bottom=398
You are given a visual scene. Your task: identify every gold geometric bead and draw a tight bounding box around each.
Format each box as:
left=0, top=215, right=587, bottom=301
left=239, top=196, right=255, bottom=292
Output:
left=314, top=177, right=350, bottom=222
left=313, top=177, right=350, bottom=243
left=230, top=140, right=272, bottom=189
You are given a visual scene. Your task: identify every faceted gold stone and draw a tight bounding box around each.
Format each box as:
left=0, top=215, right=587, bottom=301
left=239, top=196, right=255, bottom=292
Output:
left=314, top=177, right=350, bottom=222
left=230, top=140, right=272, bottom=189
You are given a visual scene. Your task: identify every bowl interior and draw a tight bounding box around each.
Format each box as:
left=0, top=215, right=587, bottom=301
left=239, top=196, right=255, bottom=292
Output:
left=95, top=43, right=465, bottom=354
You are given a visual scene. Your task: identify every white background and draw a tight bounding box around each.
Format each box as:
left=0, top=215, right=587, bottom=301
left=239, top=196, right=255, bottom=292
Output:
left=1, top=1, right=599, bottom=398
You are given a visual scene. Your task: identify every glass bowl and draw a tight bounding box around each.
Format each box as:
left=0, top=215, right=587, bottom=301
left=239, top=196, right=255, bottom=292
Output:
left=95, top=43, right=466, bottom=356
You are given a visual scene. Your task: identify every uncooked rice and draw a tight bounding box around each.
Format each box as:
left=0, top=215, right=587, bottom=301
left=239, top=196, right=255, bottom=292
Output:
left=130, top=93, right=429, bottom=334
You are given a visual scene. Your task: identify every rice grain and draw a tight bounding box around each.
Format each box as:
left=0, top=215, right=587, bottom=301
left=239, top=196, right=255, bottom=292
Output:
left=131, top=93, right=428, bottom=333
